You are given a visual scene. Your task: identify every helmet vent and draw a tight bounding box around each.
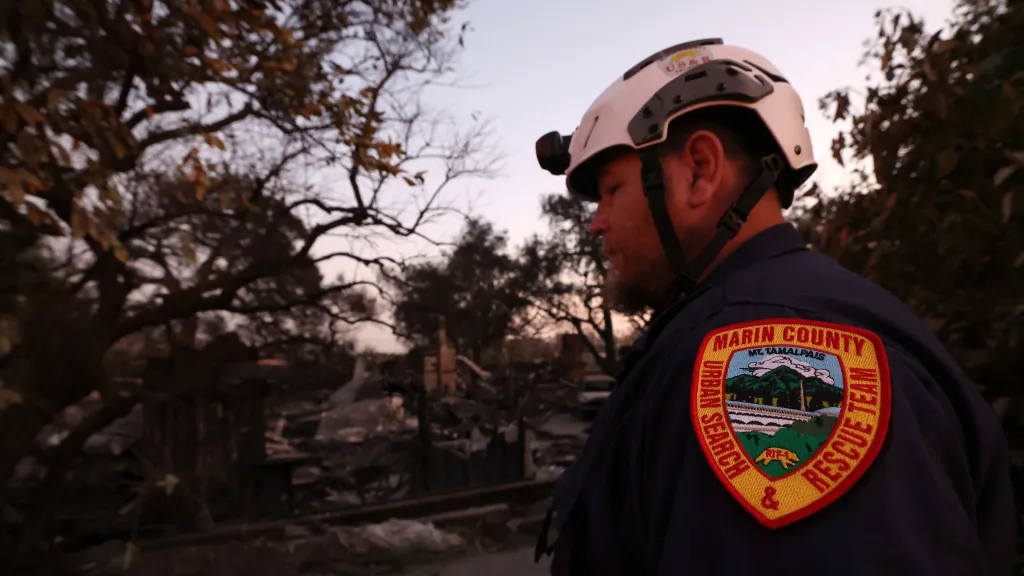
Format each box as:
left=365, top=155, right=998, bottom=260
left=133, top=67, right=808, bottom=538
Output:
left=580, top=114, right=600, bottom=151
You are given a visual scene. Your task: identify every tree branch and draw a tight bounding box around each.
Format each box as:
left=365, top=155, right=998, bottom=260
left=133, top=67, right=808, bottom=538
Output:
left=138, top=104, right=255, bottom=150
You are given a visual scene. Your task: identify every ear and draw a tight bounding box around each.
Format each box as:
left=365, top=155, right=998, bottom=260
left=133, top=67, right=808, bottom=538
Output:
left=682, top=130, right=727, bottom=208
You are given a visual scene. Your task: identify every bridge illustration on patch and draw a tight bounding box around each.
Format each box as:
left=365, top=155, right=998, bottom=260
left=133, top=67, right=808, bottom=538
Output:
left=691, top=320, right=891, bottom=528
left=724, top=350, right=844, bottom=479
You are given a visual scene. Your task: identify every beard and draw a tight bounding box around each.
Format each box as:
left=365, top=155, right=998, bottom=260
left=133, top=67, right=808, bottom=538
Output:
left=602, top=264, right=673, bottom=316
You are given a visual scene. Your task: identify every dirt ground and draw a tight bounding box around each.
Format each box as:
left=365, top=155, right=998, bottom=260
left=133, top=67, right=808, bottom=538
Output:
left=95, top=540, right=549, bottom=576
left=59, top=512, right=552, bottom=576
left=406, top=547, right=549, bottom=576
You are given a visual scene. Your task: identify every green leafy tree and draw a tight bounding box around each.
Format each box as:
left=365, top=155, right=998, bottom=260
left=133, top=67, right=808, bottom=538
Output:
left=797, top=0, right=1022, bottom=401
left=792, top=0, right=1022, bottom=563
left=389, top=218, right=531, bottom=363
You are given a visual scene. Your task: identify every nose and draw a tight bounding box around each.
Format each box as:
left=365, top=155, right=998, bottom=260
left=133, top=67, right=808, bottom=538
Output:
left=589, top=198, right=610, bottom=236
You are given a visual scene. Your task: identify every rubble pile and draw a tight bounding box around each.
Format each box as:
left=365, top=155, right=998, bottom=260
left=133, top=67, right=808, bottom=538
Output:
left=262, top=363, right=594, bottom=513
left=6, top=351, right=608, bottom=575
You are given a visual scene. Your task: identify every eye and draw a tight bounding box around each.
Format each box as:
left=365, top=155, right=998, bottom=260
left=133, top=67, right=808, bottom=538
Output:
left=599, top=184, right=620, bottom=198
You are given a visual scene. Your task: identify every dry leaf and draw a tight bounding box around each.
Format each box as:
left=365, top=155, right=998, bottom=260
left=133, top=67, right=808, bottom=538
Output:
left=197, top=13, right=219, bottom=36
left=156, top=473, right=180, bottom=496
left=203, top=133, right=226, bottom=150
left=7, top=182, right=25, bottom=205
left=180, top=233, right=197, bottom=264
left=114, top=244, right=129, bottom=263
left=880, top=192, right=899, bottom=221
left=933, top=39, right=957, bottom=54
left=70, top=208, right=88, bottom=238
left=0, top=389, right=23, bottom=410
left=994, top=164, right=1018, bottom=187
left=936, top=149, right=959, bottom=177
left=122, top=542, right=139, bottom=569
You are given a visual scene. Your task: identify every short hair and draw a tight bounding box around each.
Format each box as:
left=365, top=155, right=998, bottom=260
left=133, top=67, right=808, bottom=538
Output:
left=659, top=105, right=782, bottom=182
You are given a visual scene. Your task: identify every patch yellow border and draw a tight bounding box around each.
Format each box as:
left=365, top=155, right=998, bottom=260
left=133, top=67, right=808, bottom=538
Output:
left=690, top=319, right=891, bottom=528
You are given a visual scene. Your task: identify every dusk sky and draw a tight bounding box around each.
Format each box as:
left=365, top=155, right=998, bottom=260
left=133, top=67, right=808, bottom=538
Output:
left=339, top=0, right=956, bottom=353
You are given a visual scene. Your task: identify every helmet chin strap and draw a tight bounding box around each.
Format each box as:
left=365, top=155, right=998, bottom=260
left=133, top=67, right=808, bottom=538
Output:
left=636, top=148, right=784, bottom=298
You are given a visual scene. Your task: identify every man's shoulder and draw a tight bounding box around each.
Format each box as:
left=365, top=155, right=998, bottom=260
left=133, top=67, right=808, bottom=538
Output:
left=652, top=298, right=887, bottom=364
left=644, top=258, right=1004, bottom=513
left=727, top=246, right=897, bottom=305
left=644, top=246, right=964, bottom=403
left=672, top=248, right=932, bottom=356
left=646, top=273, right=964, bottom=419
left=633, top=251, right=1012, bottom=569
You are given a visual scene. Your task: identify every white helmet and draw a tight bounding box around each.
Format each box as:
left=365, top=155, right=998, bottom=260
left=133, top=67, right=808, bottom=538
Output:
left=535, top=39, right=818, bottom=295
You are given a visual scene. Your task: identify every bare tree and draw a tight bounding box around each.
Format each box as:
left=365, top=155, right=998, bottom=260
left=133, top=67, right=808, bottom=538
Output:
left=519, top=194, right=650, bottom=375
left=0, top=0, right=496, bottom=551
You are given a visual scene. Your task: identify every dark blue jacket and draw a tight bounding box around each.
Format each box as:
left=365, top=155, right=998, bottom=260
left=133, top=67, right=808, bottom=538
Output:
left=541, top=223, right=1015, bottom=575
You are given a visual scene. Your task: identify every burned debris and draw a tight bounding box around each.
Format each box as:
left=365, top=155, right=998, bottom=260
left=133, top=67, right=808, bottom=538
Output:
left=3, top=328, right=614, bottom=574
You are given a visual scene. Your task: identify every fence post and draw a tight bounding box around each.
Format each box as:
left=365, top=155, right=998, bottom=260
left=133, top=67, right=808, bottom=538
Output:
left=415, top=382, right=431, bottom=494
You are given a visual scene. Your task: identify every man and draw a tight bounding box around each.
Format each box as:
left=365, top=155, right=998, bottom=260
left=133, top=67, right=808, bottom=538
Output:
left=533, top=39, right=1015, bottom=575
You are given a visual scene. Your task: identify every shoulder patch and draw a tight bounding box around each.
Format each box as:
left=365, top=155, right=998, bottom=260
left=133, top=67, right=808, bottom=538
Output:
left=690, top=319, right=891, bottom=528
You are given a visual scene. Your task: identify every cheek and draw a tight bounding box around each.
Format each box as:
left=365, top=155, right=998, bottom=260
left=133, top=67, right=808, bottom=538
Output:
left=616, top=206, right=658, bottom=252
left=609, top=223, right=658, bottom=275
left=609, top=195, right=647, bottom=236
left=604, top=189, right=661, bottom=260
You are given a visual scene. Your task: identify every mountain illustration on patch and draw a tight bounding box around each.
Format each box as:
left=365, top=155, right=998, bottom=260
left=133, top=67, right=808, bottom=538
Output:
left=726, top=357, right=843, bottom=413
left=725, top=352, right=845, bottom=478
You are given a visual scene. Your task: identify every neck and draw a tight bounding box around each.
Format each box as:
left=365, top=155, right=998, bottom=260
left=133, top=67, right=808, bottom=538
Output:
left=696, top=193, right=785, bottom=283
left=646, top=193, right=785, bottom=311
